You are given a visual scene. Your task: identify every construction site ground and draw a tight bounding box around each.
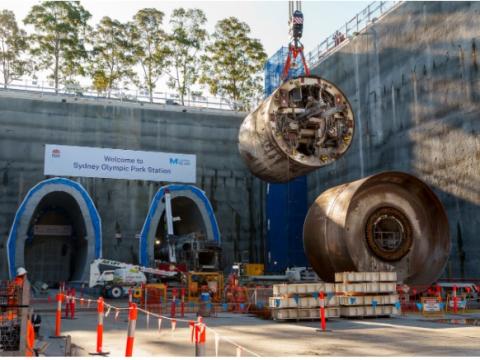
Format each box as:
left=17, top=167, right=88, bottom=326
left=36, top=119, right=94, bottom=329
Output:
left=32, top=299, right=480, bottom=357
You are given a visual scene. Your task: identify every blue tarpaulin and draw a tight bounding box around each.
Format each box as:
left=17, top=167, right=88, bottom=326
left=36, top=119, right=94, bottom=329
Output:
left=264, top=47, right=309, bottom=273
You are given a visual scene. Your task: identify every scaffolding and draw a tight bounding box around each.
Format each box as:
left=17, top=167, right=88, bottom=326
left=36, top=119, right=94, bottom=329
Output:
left=0, top=280, right=29, bottom=356
left=264, top=46, right=305, bottom=98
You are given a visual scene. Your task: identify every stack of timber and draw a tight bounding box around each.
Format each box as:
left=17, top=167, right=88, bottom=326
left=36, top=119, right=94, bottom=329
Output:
left=335, top=272, right=400, bottom=318
left=269, top=283, right=340, bottom=320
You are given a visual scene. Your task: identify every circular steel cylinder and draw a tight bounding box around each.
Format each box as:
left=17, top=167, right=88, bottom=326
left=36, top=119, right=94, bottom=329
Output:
left=238, top=76, right=355, bottom=183
left=303, top=171, right=450, bottom=285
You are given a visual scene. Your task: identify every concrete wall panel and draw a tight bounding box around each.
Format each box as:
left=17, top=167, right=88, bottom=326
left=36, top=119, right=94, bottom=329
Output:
left=308, top=1, right=480, bottom=278
left=0, top=93, right=265, bottom=278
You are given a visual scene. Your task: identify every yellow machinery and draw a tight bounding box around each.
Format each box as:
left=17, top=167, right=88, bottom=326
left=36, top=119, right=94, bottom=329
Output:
left=187, top=272, right=224, bottom=303
left=244, top=263, right=264, bottom=276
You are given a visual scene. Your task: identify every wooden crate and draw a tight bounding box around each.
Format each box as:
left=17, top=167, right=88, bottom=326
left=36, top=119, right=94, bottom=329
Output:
left=335, top=271, right=397, bottom=283
left=271, top=307, right=341, bottom=320
left=272, top=282, right=335, bottom=296
left=340, top=305, right=399, bottom=318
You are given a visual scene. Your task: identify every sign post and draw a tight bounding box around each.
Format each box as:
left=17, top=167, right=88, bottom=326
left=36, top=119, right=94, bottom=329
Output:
left=421, top=297, right=444, bottom=316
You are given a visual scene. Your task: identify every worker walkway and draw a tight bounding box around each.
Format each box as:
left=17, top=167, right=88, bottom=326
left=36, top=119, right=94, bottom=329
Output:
left=34, top=304, right=480, bottom=357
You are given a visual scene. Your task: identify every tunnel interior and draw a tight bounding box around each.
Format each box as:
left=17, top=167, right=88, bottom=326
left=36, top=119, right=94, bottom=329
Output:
left=153, top=196, right=208, bottom=262
left=365, top=206, right=413, bottom=262
left=24, top=191, right=87, bottom=285
left=272, top=81, right=353, bottom=160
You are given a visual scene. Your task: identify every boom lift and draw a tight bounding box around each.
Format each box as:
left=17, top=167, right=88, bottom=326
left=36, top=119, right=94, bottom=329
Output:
left=89, top=258, right=179, bottom=298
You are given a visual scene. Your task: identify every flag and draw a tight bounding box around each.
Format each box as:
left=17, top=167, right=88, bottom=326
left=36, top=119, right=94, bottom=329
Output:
left=171, top=319, right=177, bottom=334
left=158, top=318, right=162, bottom=333
left=146, top=313, right=150, bottom=329
left=115, top=310, right=120, bottom=321
left=326, top=292, right=334, bottom=302
left=105, top=306, right=111, bottom=318
left=236, top=347, right=242, bottom=357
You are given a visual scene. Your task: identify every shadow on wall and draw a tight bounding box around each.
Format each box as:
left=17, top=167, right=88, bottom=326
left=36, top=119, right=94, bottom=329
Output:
left=307, top=0, right=480, bottom=278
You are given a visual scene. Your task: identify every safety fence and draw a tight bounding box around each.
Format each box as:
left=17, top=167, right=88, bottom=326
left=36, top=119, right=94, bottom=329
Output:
left=30, top=282, right=480, bottom=356
left=0, top=280, right=29, bottom=356
left=0, top=79, right=238, bottom=112
left=306, top=1, right=403, bottom=69
left=397, top=283, right=480, bottom=316
left=45, top=289, right=263, bottom=357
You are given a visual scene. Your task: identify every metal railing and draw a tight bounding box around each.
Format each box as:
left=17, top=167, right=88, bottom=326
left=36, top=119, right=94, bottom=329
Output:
left=0, top=79, right=239, bottom=112
left=306, top=1, right=403, bottom=69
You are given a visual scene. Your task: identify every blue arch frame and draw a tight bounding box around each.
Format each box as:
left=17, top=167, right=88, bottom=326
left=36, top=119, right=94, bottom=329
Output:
left=139, top=184, right=220, bottom=266
left=6, top=177, right=102, bottom=279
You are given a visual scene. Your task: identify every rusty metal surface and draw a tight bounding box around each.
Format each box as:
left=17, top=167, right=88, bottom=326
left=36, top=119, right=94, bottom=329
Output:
left=238, top=76, right=354, bottom=182
left=303, top=171, right=451, bottom=285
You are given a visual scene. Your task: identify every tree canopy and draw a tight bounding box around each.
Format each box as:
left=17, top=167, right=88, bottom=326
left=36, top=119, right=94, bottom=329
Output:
left=200, top=17, right=267, bottom=110
left=88, top=16, right=136, bottom=97
left=10, top=3, right=268, bottom=106
left=130, top=8, right=170, bottom=102
left=0, top=10, right=30, bottom=88
left=24, top=1, right=91, bottom=92
left=166, top=8, right=207, bottom=105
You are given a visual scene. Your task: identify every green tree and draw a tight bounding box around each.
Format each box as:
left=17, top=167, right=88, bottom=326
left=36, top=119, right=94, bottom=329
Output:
left=91, top=70, right=109, bottom=95
left=200, top=17, right=267, bottom=111
left=166, top=8, right=207, bottom=105
left=88, top=16, right=135, bottom=98
left=0, top=10, right=30, bottom=88
left=130, top=9, right=170, bottom=103
left=24, top=1, right=91, bottom=93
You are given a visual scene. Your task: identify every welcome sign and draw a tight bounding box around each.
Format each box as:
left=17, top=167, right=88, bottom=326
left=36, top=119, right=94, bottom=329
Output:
left=44, top=144, right=196, bottom=183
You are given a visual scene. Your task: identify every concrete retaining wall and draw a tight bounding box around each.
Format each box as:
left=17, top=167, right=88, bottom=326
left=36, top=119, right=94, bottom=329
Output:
left=308, top=1, right=480, bottom=278
left=0, top=91, right=266, bottom=278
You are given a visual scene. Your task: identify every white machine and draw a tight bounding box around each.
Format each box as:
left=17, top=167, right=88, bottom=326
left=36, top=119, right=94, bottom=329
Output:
left=89, top=258, right=178, bottom=298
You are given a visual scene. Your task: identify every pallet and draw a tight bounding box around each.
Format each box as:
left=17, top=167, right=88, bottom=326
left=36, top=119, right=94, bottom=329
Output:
left=271, top=307, right=340, bottom=320
left=269, top=295, right=339, bottom=309
left=338, top=294, right=399, bottom=306
left=335, top=272, right=397, bottom=283
left=272, top=282, right=335, bottom=296
left=340, top=305, right=399, bottom=317
left=335, top=282, right=396, bottom=294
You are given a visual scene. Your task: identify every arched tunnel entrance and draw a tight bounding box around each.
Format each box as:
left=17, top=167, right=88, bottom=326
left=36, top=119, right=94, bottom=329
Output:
left=7, top=178, right=102, bottom=284
left=153, top=196, right=208, bottom=260
left=24, top=192, right=87, bottom=284
left=139, top=185, right=220, bottom=269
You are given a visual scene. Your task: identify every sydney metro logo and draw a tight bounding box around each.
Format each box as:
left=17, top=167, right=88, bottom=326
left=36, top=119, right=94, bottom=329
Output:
left=169, top=158, right=190, bottom=166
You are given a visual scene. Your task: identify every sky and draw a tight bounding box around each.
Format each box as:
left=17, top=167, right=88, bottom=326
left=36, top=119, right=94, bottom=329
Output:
left=3, top=0, right=370, bottom=57
left=1, top=0, right=371, bottom=94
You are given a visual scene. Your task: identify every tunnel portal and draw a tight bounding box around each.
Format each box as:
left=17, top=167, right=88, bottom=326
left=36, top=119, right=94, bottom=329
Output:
left=139, top=184, right=220, bottom=269
left=7, top=178, right=102, bottom=283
